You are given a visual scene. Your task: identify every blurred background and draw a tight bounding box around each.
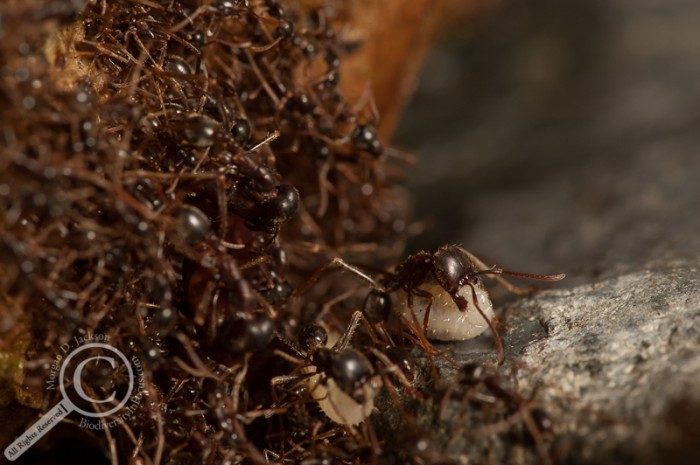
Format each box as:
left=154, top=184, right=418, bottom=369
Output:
left=395, top=0, right=700, bottom=284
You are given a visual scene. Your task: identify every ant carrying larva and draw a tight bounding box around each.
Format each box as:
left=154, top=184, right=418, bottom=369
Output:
left=272, top=311, right=382, bottom=426
left=294, top=244, right=565, bottom=364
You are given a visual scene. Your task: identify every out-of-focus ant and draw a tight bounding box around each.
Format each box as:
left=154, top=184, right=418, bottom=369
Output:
left=172, top=205, right=277, bottom=360
left=449, top=363, right=556, bottom=465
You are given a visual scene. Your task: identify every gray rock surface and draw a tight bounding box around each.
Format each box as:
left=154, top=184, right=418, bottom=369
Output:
left=394, top=0, right=700, bottom=463
left=507, top=265, right=700, bottom=464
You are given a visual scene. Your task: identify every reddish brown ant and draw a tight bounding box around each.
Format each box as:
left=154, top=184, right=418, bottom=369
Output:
left=295, top=244, right=564, bottom=364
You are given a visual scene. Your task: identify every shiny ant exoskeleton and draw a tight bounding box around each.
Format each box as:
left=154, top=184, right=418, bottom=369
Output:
left=272, top=311, right=381, bottom=426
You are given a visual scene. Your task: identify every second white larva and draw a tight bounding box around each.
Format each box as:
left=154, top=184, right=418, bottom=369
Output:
left=397, top=279, right=495, bottom=341
left=306, top=372, right=380, bottom=425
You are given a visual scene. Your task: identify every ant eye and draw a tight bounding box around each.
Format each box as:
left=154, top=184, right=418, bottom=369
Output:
left=216, top=312, right=275, bottom=355
left=351, top=124, right=382, bottom=157
left=462, top=363, right=487, bottom=385
left=299, top=324, right=327, bottom=352
left=362, top=289, right=392, bottom=323
left=231, top=118, right=251, bottom=144
left=175, top=205, right=211, bottom=245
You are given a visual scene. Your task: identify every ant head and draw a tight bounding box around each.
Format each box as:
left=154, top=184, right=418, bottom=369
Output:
left=183, top=114, right=220, bottom=148
left=299, top=324, right=328, bottom=353
left=244, top=183, right=300, bottom=233
left=433, top=245, right=479, bottom=293
left=231, top=118, right=251, bottom=145
left=385, top=346, right=417, bottom=382
left=351, top=123, right=383, bottom=157
left=361, top=289, right=392, bottom=323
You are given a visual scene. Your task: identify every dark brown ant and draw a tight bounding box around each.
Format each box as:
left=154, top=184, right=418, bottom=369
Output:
left=172, top=204, right=279, bottom=359
left=272, top=311, right=380, bottom=426
left=351, top=123, right=383, bottom=157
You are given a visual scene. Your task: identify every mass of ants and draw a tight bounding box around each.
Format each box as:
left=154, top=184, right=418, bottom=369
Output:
left=0, top=1, right=564, bottom=464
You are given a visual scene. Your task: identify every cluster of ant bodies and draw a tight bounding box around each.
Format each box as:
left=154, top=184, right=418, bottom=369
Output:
left=0, top=1, right=564, bottom=464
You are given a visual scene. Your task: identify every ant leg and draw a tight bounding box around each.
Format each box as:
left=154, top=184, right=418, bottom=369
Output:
left=243, top=48, right=280, bottom=106
left=462, top=248, right=565, bottom=295
left=368, top=347, right=418, bottom=395
left=412, top=286, right=435, bottom=336
left=519, top=405, right=555, bottom=465
left=172, top=332, right=221, bottom=379
left=400, top=292, right=456, bottom=384
left=316, top=155, right=334, bottom=218
left=216, top=175, right=228, bottom=239
left=248, top=130, right=280, bottom=153
left=231, top=353, right=250, bottom=413
left=269, top=372, right=307, bottom=407
left=292, top=256, right=385, bottom=302
left=317, top=286, right=364, bottom=322
left=333, top=310, right=363, bottom=351
left=464, top=282, right=505, bottom=365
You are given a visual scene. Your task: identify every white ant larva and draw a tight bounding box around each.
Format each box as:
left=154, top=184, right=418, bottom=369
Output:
left=395, top=278, right=495, bottom=341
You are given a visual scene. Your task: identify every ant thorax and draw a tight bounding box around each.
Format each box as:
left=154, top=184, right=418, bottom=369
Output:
left=398, top=278, right=495, bottom=341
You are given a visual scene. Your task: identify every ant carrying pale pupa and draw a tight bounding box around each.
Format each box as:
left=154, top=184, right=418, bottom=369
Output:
left=295, top=244, right=565, bottom=365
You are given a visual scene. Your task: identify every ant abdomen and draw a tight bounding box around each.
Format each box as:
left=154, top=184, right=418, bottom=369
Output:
left=214, top=311, right=275, bottom=358
left=243, top=183, right=300, bottom=233
left=308, top=347, right=379, bottom=425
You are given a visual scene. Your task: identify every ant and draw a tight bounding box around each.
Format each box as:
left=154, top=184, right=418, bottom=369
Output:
left=296, top=244, right=564, bottom=364
left=171, top=205, right=277, bottom=359
left=271, top=310, right=381, bottom=426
